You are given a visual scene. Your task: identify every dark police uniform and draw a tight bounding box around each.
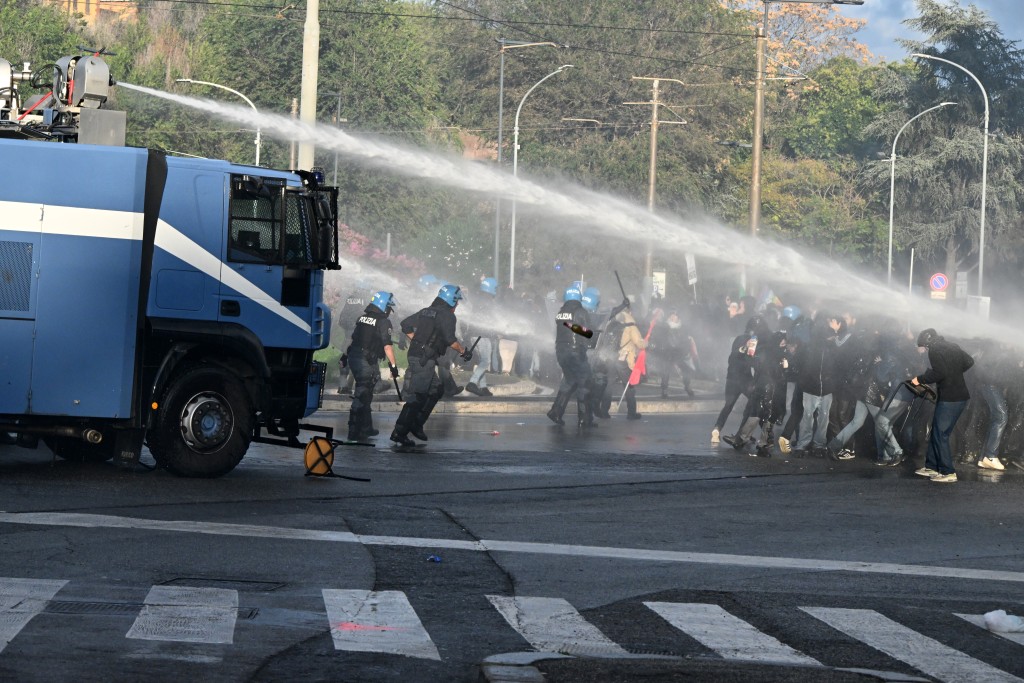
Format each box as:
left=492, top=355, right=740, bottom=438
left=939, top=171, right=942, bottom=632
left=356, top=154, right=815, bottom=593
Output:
left=392, top=297, right=459, bottom=443
left=338, top=291, right=367, bottom=392
left=548, top=299, right=593, bottom=426
left=346, top=305, right=394, bottom=441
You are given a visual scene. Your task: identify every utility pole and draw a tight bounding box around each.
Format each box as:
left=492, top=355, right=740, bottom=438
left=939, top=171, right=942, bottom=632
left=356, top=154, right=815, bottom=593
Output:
left=297, top=0, right=320, bottom=170
left=624, top=77, right=689, bottom=286
left=289, top=98, right=299, bottom=168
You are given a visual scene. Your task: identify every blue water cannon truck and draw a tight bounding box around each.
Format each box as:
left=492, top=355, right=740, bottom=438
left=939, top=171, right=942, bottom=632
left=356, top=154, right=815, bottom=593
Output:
left=0, top=53, right=340, bottom=476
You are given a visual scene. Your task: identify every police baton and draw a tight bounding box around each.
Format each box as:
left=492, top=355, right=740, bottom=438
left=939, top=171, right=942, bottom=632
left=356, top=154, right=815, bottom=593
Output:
left=465, top=336, right=482, bottom=357
left=614, top=270, right=628, bottom=303
left=392, top=371, right=403, bottom=403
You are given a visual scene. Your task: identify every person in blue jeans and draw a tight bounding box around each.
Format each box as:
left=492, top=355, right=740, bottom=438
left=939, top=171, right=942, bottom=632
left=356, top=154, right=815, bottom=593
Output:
left=912, top=328, right=975, bottom=483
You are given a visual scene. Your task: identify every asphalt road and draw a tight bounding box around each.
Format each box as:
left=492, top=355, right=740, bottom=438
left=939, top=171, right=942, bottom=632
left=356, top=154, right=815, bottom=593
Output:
left=1, top=410, right=1023, bottom=683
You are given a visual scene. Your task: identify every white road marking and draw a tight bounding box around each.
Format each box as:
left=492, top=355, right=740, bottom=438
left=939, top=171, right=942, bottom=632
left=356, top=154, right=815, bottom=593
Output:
left=126, top=586, right=238, bottom=644
left=956, top=613, right=1024, bottom=647
left=801, top=606, right=1023, bottom=683
left=322, top=589, right=439, bottom=660
left=3, top=511, right=1024, bottom=584
left=487, top=595, right=627, bottom=655
left=0, top=578, right=67, bottom=653
left=645, top=602, right=820, bottom=665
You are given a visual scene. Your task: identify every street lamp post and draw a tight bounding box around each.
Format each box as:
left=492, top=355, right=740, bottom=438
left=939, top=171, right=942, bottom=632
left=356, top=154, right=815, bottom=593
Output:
left=509, top=64, right=573, bottom=290
left=912, top=53, right=990, bottom=297
left=175, top=78, right=261, bottom=166
left=746, top=0, right=863, bottom=290
left=321, top=92, right=348, bottom=185
left=887, top=102, right=956, bottom=287
left=495, top=40, right=559, bottom=286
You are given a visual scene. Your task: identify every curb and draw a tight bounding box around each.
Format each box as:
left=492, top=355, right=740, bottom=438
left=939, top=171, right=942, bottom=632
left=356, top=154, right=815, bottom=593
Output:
left=477, top=651, right=931, bottom=683
left=320, top=396, right=722, bottom=415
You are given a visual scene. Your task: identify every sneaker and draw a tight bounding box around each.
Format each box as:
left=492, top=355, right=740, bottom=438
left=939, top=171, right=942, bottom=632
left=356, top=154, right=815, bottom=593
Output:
left=410, top=428, right=428, bottom=441
left=546, top=409, right=565, bottom=426
left=722, top=434, right=747, bottom=451
left=448, top=385, right=465, bottom=397
left=777, top=436, right=791, bottom=454
left=915, top=467, right=939, bottom=477
left=836, top=448, right=855, bottom=461
left=480, top=387, right=494, bottom=397
left=930, top=472, right=958, bottom=483
left=754, top=445, right=772, bottom=458
left=465, top=383, right=484, bottom=396
left=978, top=457, right=1005, bottom=471
left=711, top=428, right=721, bottom=444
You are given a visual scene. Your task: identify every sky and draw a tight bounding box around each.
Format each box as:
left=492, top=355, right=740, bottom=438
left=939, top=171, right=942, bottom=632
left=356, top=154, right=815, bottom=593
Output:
left=838, top=0, right=1022, bottom=62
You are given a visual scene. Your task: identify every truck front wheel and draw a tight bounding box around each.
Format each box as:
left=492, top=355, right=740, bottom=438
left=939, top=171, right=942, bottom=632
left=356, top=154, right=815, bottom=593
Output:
left=148, top=365, right=254, bottom=477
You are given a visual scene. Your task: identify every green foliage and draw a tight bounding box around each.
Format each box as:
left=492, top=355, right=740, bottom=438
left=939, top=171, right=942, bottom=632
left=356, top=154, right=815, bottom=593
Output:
left=6, top=0, right=1024, bottom=293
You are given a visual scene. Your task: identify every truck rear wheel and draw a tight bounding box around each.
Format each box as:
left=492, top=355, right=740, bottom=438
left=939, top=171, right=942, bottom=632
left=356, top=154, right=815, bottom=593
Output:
left=148, top=365, right=254, bottom=477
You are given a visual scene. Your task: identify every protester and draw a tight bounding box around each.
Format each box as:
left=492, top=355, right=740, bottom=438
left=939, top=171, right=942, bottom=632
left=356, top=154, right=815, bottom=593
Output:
left=792, top=314, right=840, bottom=457
left=711, top=316, right=756, bottom=444
left=912, top=328, right=975, bottom=482
left=616, top=307, right=649, bottom=421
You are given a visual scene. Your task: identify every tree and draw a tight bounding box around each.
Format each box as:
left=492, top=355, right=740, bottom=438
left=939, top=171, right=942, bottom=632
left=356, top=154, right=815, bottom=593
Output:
left=862, top=0, right=1024, bottom=281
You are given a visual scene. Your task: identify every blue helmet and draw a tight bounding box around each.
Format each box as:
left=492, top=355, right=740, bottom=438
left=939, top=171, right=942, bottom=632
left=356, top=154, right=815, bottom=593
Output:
left=418, top=274, right=439, bottom=290
left=564, top=284, right=583, bottom=302
left=581, top=287, right=600, bottom=312
left=480, top=277, right=497, bottom=296
left=438, top=284, right=464, bottom=307
left=370, top=291, right=396, bottom=314
left=781, top=305, right=802, bottom=321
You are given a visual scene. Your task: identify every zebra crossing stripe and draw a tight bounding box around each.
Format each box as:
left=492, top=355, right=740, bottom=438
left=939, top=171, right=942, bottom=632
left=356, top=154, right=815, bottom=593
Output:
left=126, top=586, right=238, bottom=644
left=955, top=614, right=1024, bottom=647
left=801, top=606, right=1024, bottom=683
left=0, top=577, right=67, bottom=653
left=487, top=595, right=627, bottom=656
left=322, top=589, right=440, bottom=660
left=645, top=602, right=820, bottom=666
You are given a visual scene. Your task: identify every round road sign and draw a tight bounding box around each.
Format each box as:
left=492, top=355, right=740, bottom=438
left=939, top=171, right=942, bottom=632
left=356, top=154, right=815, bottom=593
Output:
left=929, top=273, right=948, bottom=291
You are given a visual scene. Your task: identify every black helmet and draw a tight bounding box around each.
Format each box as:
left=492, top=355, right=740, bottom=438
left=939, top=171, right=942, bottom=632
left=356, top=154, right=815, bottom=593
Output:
left=745, top=316, right=764, bottom=334
left=917, top=328, right=940, bottom=348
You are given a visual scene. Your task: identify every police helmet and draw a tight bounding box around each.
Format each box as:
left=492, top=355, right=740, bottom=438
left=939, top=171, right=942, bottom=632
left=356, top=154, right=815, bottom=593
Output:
left=438, top=284, right=464, bottom=307
left=564, top=284, right=583, bottom=302
left=781, top=305, right=802, bottom=321
left=917, top=328, right=940, bottom=348
left=581, top=287, right=600, bottom=312
left=480, top=277, right=498, bottom=296
left=370, top=291, right=396, bottom=314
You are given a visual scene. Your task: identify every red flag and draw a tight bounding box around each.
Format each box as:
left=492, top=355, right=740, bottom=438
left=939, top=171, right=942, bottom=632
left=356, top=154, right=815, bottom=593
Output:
left=627, top=320, right=657, bottom=386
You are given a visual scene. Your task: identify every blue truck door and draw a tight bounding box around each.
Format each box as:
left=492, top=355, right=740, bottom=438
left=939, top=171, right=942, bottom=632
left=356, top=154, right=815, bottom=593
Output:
left=0, top=200, right=41, bottom=414
left=221, top=176, right=284, bottom=327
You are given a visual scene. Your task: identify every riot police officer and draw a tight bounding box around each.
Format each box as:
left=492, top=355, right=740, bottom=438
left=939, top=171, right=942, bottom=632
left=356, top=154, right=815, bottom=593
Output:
left=391, top=284, right=473, bottom=446
left=548, top=283, right=595, bottom=428
left=346, top=291, right=399, bottom=442
left=582, top=287, right=630, bottom=419
left=337, top=283, right=370, bottom=394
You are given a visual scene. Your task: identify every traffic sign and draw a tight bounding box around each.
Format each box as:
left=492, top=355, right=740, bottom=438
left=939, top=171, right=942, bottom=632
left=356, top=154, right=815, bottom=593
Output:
left=929, top=273, right=948, bottom=292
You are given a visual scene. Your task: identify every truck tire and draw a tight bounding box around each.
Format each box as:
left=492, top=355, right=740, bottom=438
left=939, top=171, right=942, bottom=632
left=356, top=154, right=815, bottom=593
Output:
left=44, top=437, right=116, bottom=463
left=148, top=364, right=254, bottom=477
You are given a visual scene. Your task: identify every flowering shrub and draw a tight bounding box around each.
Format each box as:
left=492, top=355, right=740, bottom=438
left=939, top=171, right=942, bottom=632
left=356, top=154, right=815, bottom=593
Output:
left=339, top=224, right=425, bottom=274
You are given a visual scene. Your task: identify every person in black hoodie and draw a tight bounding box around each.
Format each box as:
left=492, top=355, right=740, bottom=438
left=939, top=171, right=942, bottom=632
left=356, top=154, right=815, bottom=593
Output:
left=912, top=328, right=975, bottom=483
left=711, top=317, right=758, bottom=443
left=792, top=314, right=840, bottom=456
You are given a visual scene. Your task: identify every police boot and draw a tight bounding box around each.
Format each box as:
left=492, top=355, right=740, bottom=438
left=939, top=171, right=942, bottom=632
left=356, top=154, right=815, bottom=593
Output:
left=547, top=390, right=570, bottom=426
left=577, top=397, right=596, bottom=428
left=390, top=404, right=417, bottom=446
